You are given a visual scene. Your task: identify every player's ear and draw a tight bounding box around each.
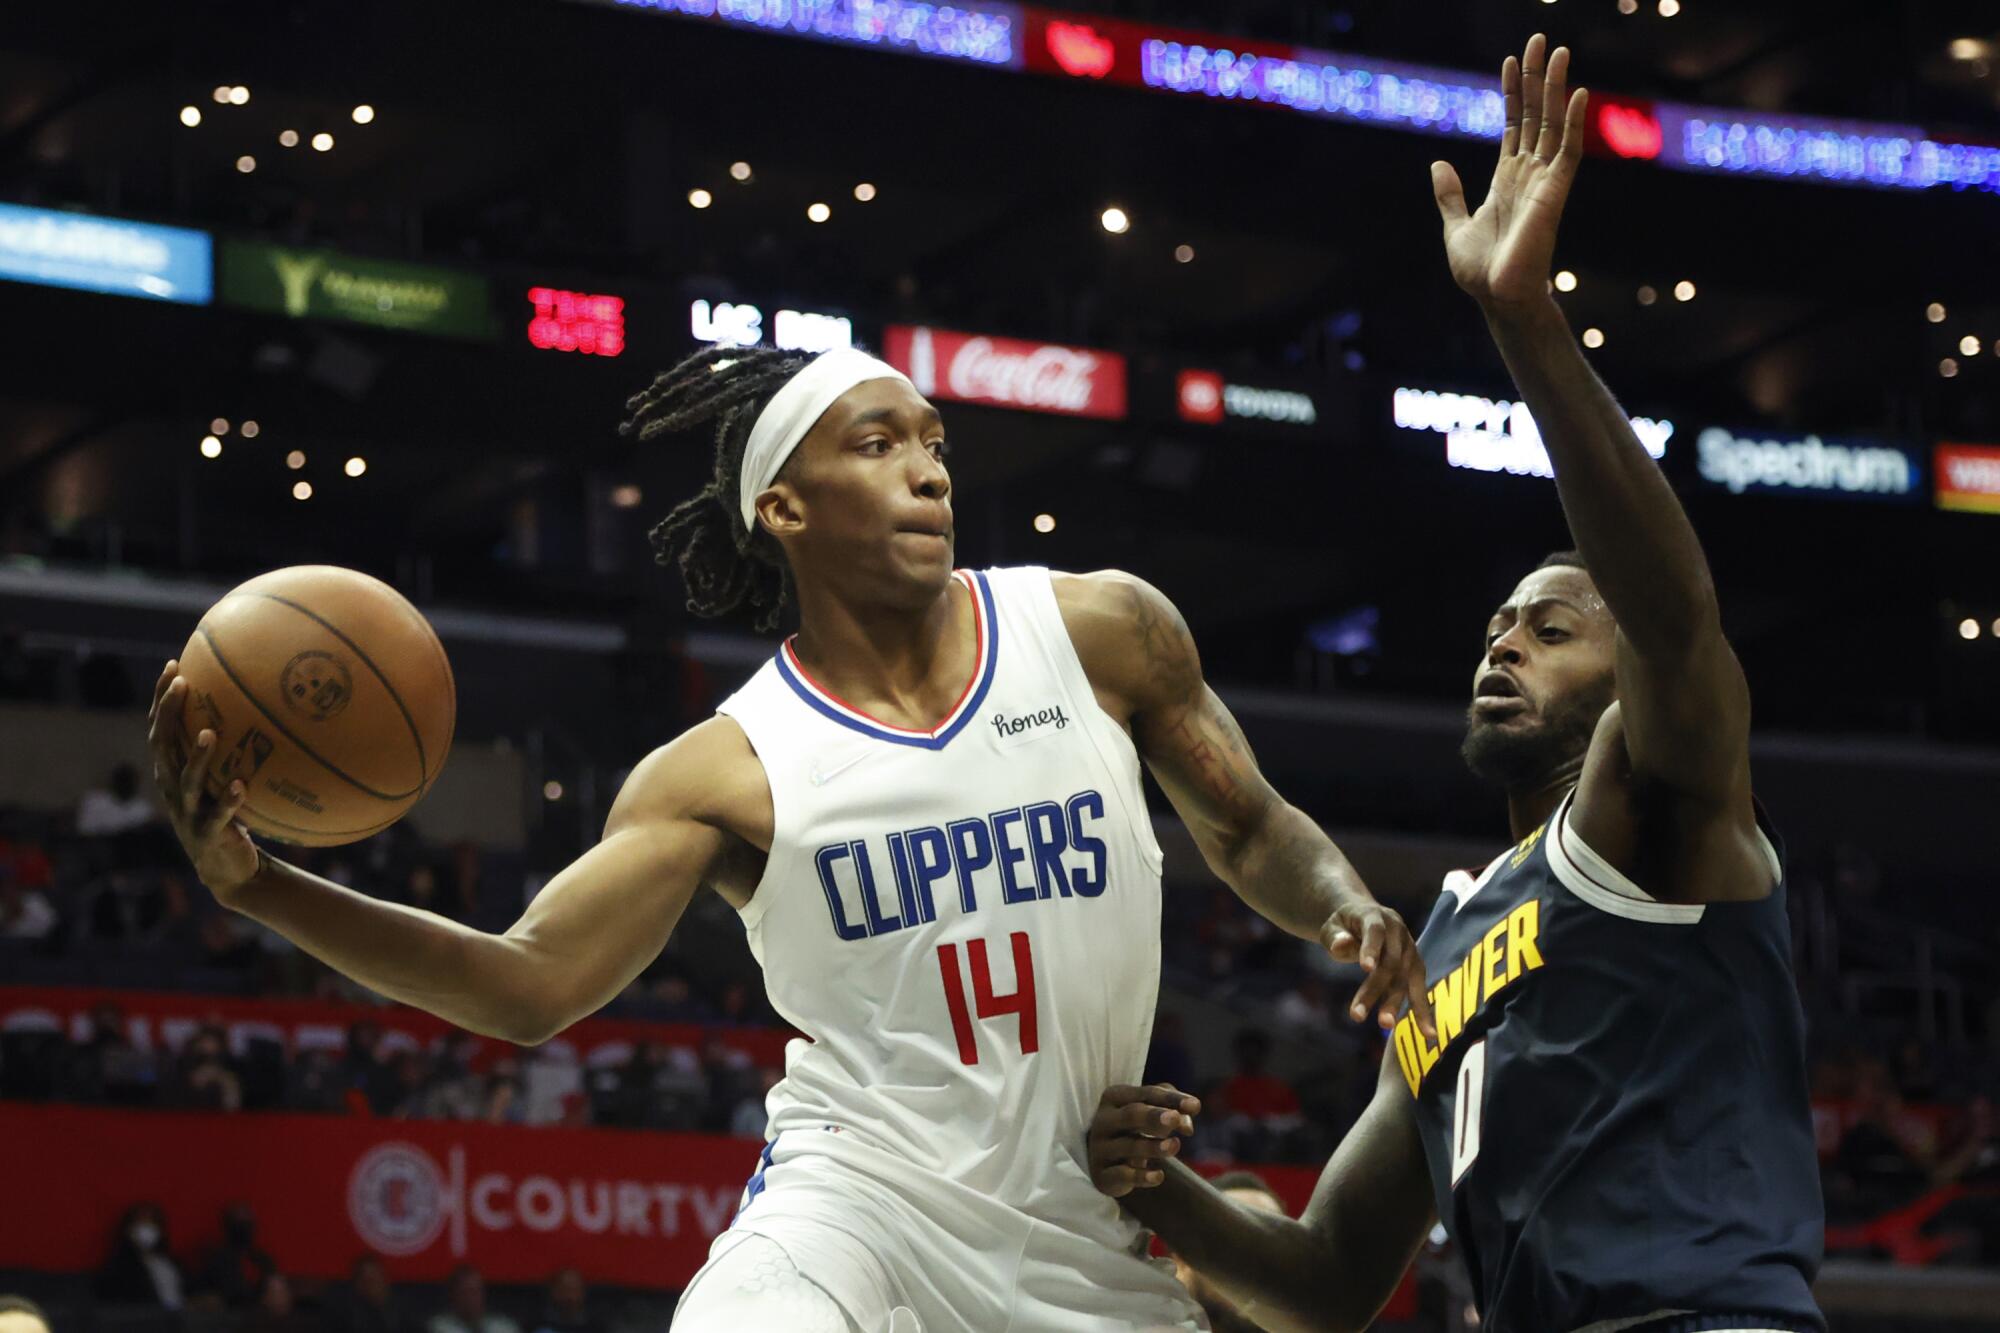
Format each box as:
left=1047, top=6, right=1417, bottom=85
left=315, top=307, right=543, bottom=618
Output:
left=756, top=484, right=805, bottom=538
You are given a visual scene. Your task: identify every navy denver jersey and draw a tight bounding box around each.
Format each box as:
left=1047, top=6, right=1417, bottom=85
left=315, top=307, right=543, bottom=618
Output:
left=1391, top=789, right=1825, bottom=1333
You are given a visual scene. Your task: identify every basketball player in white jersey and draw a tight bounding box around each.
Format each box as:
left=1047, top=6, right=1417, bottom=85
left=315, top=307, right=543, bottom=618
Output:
left=145, top=343, right=1438, bottom=1331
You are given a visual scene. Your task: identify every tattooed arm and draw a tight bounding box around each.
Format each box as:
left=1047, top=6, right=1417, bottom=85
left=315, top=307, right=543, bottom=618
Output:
left=1055, top=571, right=1434, bottom=1033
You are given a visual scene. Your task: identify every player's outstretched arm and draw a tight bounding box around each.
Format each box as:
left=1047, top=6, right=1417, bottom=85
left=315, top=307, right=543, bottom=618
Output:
left=1089, top=1064, right=1434, bottom=1333
left=1433, top=35, right=1753, bottom=821
left=148, top=659, right=756, bottom=1044
left=1056, top=572, right=1434, bottom=1036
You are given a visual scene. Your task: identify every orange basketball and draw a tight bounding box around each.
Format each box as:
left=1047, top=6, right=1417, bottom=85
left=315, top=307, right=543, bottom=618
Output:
left=176, top=565, right=455, bottom=848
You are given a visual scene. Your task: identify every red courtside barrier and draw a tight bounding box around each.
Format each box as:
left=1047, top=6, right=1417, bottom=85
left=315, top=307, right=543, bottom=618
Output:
left=1, top=1103, right=1337, bottom=1293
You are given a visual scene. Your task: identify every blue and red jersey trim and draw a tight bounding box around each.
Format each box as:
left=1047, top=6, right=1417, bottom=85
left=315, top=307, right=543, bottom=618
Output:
left=773, top=569, right=1000, bottom=750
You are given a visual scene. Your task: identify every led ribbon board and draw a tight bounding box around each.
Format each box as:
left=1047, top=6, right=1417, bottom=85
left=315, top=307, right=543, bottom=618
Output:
left=576, top=0, right=1023, bottom=67
left=0, top=203, right=212, bottom=304
left=1656, top=104, right=2000, bottom=195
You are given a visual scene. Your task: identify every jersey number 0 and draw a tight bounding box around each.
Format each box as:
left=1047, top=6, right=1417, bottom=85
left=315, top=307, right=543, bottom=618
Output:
left=937, top=932, right=1039, bottom=1066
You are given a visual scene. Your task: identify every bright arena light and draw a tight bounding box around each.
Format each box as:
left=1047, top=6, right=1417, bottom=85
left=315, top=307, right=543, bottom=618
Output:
left=610, top=484, right=643, bottom=508
left=1961, top=618, right=1981, bottom=640
left=807, top=202, right=831, bottom=223
left=212, top=86, right=233, bottom=104
left=1100, top=206, right=1131, bottom=234
left=1582, top=327, right=1606, bottom=348
left=1174, top=244, right=1195, bottom=263
left=292, top=481, right=313, bottom=501
left=235, top=155, right=256, bottom=174
left=179, top=106, right=201, bottom=128
left=1555, top=270, right=1578, bottom=292
left=210, top=418, right=230, bottom=435
left=311, top=132, right=334, bottom=152
left=229, top=86, right=250, bottom=106
left=1962, top=335, right=1983, bottom=356
left=199, top=436, right=222, bottom=459
left=854, top=182, right=877, bottom=201
left=1033, top=513, right=1056, bottom=533
left=352, top=104, right=375, bottom=124
left=730, top=161, right=752, bottom=181
left=279, top=129, right=299, bottom=147
left=1951, top=38, right=1990, bottom=62
left=688, top=188, right=712, bottom=209
left=1618, top=0, right=1637, bottom=11
left=286, top=450, right=306, bottom=469
left=544, top=780, right=564, bottom=801
left=1658, top=0, right=1681, bottom=15
left=1674, top=280, right=1697, bottom=301
left=344, top=457, right=367, bottom=478
left=240, top=420, right=260, bottom=438
left=1928, top=302, right=1948, bottom=323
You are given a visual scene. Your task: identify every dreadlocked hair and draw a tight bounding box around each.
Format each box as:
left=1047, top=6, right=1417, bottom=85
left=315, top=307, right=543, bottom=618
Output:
left=620, top=344, right=813, bottom=632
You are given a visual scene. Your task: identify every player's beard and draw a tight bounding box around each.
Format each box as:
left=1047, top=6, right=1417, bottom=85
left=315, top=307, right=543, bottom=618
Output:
left=1460, top=674, right=1614, bottom=793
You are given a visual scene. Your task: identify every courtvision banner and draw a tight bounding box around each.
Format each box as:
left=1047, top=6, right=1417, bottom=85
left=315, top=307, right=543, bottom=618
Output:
left=221, top=239, right=497, bottom=340
left=2, top=1103, right=1330, bottom=1291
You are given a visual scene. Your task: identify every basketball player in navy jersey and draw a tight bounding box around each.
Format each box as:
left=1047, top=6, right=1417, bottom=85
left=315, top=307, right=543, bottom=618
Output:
left=1088, top=35, right=1825, bottom=1333
left=145, top=354, right=1438, bottom=1322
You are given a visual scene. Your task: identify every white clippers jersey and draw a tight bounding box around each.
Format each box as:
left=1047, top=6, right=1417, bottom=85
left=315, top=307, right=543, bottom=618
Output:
left=714, top=565, right=1165, bottom=1252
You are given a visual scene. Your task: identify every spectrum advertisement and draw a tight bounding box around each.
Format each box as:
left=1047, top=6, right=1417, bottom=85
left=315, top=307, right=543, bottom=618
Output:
left=1693, top=426, right=1921, bottom=502
left=0, top=203, right=213, bottom=304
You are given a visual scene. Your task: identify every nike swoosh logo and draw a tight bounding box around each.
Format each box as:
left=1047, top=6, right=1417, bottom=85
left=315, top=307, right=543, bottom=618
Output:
left=809, top=752, right=871, bottom=787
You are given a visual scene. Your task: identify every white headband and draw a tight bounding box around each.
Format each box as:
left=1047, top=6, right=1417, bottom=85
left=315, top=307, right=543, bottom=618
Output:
left=738, top=348, right=914, bottom=530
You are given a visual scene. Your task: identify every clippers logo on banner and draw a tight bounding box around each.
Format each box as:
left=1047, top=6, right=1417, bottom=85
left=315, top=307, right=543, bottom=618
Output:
left=1177, top=369, right=1317, bottom=427
left=885, top=325, right=1127, bottom=420
left=1935, top=443, right=2000, bottom=513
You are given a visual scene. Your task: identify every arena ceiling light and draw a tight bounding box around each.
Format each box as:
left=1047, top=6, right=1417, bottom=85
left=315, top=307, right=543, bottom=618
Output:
left=210, top=418, right=230, bottom=435
left=1657, top=0, right=1681, bottom=16
left=1174, top=244, right=1194, bottom=263
left=807, top=202, right=831, bottom=223
left=351, top=105, right=375, bottom=124
left=1582, top=327, right=1606, bottom=348
left=199, top=435, right=222, bottom=459
left=1100, top=206, right=1130, bottom=234
left=853, top=182, right=877, bottom=201
left=311, top=132, right=334, bottom=152
left=1928, top=302, right=1948, bottom=322
left=345, top=457, right=367, bottom=477
left=1555, top=270, right=1578, bottom=292
left=1675, top=280, right=1697, bottom=301
left=179, top=106, right=201, bottom=127
left=235, top=155, right=256, bottom=174
left=292, top=481, right=312, bottom=501
left=687, top=188, right=712, bottom=209
left=279, top=129, right=299, bottom=147
left=730, top=161, right=752, bottom=181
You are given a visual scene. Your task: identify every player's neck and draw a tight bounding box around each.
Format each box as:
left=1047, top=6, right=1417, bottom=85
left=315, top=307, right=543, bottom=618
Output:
left=790, top=574, right=971, bottom=714
left=1504, top=761, right=1583, bottom=842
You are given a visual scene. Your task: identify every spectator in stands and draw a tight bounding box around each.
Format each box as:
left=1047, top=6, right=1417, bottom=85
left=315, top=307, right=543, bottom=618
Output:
left=197, top=909, right=260, bottom=971
left=1144, top=1011, right=1196, bottom=1094
left=195, top=1202, right=277, bottom=1310
left=386, top=1051, right=437, bottom=1120
left=427, top=1266, right=518, bottom=1333
left=246, top=1273, right=309, bottom=1333
left=329, top=1255, right=404, bottom=1333
left=483, top=1059, right=525, bottom=1125
left=71, top=1001, right=155, bottom=1105
left=95, top=1202, right=185, bottom=1310
left=0, top=623, right=58, bottom=700
left=166, top=1025, right=244, bottom=1112
left=1210, top=1029, right=1304, bottom=1162
left=529, top=1268, right=599, bottom=1333
left=1830, top=1058, right=1941, bottom=1219
left=343, top=1021, right=397, bottom=1114
left=1166, top=1170, right=1286, bottom=1333
left=0, top=877, right=56, bottom=941
left=1273, top=977, right=1335, bottom=1035
left=0, top=1297, right=51, bottom=1333
left=643, top=972, right=712, bottom=1024
left=424, top=1034, right=488, bottom=1120
left=729, top=1067, right=781, bottom=1138
left=697, top=1035, right=750, bottom=1135
left=287, top=1046, right=350, bottom=1114
left=76, top=763, right=155, bottom=837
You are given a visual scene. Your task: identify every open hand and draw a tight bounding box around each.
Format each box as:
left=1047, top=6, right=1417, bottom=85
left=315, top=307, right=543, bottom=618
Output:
left=1089, top=1084, right=1201, bottom=1198
left=146, top=660, right=261, bottom=900
left=1322, top=900, right=1436, bottom=1040
left=1433, top=33, right=1588, bottom=312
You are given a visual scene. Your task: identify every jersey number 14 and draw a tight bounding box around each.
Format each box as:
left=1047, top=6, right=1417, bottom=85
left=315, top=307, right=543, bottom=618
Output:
left=937, top=932, right=1039, bottom=1066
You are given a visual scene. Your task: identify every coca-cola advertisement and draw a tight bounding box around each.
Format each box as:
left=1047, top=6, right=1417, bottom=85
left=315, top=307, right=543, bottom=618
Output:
left=884, top=324, right=1128, bottom=420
